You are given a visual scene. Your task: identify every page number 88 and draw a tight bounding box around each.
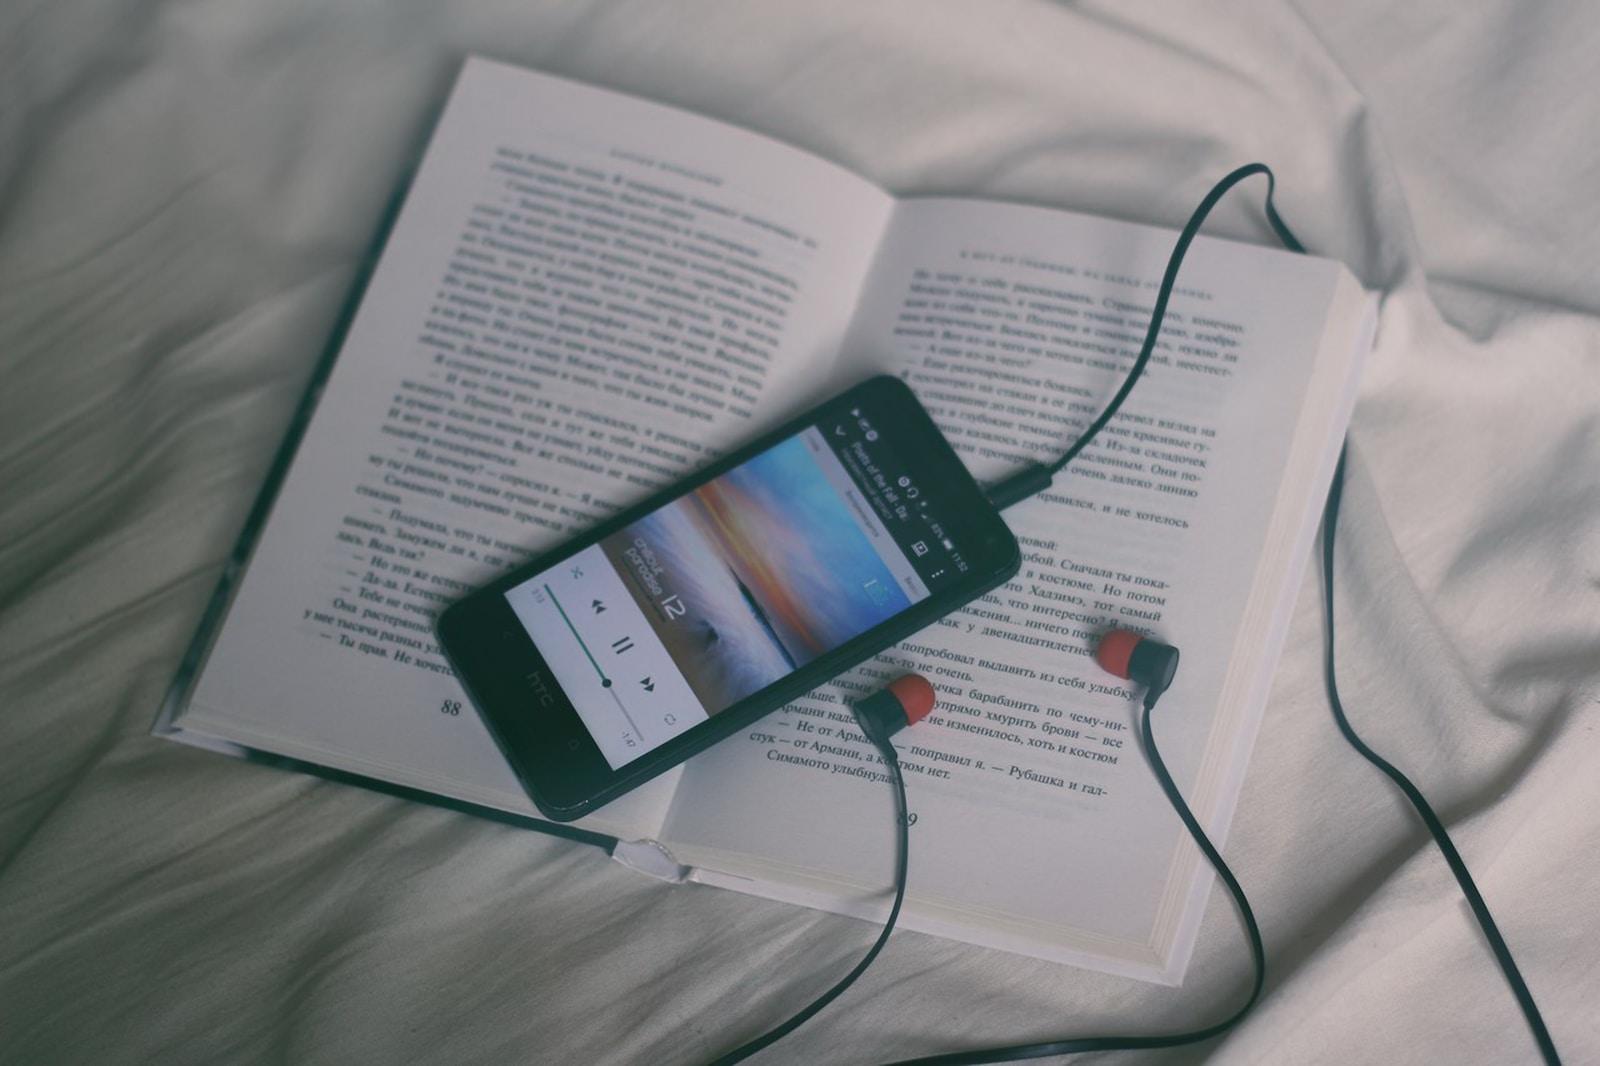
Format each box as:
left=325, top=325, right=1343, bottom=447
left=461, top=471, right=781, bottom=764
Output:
left=440, top=700, right=462, bottom=716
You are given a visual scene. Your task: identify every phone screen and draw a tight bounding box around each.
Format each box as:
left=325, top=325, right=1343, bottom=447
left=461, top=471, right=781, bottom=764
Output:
left=502, top=406, right=973, bottom=768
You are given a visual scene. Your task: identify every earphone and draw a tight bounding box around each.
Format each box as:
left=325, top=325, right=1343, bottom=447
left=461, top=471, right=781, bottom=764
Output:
left=1093, top=630, right=1179, bottom=707
left=853, top=674, right=937, bottom=741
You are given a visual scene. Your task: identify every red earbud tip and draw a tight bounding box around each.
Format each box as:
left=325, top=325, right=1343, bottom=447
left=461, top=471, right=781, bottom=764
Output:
left=887, top=674, right=936, bottom=725
left=1094, top=630, right=1142, bottom=680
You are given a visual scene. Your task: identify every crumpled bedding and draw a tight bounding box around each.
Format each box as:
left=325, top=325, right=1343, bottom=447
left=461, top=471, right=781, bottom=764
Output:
left=2, top=2, right=1596, bottom=1062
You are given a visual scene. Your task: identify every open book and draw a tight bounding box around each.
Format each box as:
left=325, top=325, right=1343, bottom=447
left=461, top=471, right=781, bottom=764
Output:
left=156, top=56, right=1374, bottom=984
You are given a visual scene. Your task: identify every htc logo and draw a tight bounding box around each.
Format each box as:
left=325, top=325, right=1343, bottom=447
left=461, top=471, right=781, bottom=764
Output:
left=524, top=670, right=556, bottom=707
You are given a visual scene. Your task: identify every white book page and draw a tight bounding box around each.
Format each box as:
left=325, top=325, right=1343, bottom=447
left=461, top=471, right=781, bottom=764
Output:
left=179, top=58, right=895, bottom=841
left=660, top=197, right=1351, bottom=971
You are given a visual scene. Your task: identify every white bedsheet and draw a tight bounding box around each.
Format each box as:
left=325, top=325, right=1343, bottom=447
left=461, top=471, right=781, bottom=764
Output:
left=2, top=2, right=1596, bottom=1062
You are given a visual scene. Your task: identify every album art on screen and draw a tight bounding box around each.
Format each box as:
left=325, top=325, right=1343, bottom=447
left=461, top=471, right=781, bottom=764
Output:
left=598, top=430, right=914, bottom=715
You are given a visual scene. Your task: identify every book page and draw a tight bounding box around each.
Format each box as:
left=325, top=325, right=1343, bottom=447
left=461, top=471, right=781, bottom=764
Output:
left=660, top=197, right=1355, bottom=971
left=179, top=59, right=895, bottom=840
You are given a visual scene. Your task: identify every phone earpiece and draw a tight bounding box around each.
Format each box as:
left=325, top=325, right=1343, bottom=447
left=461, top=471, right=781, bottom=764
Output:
left=1094, top=629, right=1181, bottom=704
left=853, top=674, right=936, bottom=741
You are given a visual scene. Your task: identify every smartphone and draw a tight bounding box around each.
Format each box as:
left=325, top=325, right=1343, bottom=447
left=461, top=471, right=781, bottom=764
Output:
left=437, top=375, right=1020, bottom=821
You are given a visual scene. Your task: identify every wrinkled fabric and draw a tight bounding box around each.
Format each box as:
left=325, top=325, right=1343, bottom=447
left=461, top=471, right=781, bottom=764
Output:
left=1, top=2, right=1596, bottom=1063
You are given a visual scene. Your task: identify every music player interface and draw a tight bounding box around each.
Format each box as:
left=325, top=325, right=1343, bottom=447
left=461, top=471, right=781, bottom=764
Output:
left=505, top=413, right=970, bottom=769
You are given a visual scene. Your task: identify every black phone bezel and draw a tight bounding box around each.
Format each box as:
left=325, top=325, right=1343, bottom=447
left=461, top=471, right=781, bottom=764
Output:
left=437, top=374, right=1020, bottom=821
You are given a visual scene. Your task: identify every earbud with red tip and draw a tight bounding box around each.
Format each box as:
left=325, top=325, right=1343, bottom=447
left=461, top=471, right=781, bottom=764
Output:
left=1094, top=629, right=1181, bottom=705
left=853, top=674, right=936, bottom=742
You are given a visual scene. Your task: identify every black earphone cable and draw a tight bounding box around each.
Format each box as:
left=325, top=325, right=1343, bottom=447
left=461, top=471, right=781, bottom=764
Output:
left=707, top=737, right=912, bottom=1066
left=1318, top=449, right=1560, bottom=1065
left=985, top=163, right=1299, bottom=512
left=880, top=686, right=1265, bottom=1065
left=706, top=164, right=1558, bottom=1064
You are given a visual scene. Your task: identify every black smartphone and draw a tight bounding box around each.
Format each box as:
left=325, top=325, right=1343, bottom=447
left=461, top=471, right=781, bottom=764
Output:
left=437, top=375, right=1019, bottom=821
